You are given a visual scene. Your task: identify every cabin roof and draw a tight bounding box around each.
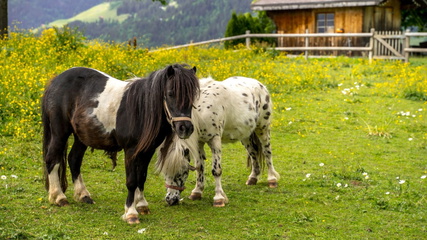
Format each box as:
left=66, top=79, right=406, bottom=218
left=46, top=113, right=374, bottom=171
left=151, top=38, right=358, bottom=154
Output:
left=251, top=0, right=427, bottom=10
left=251, top=0, right=384, bottom=11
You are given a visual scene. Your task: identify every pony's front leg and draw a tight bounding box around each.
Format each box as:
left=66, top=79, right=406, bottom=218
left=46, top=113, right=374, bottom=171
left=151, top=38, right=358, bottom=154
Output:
left=208, top=137, right=228, bottom=207
left=122, top=152, right=152, bottom=224
left=189, top=142, right=206, bottom=201
left=135, top=188, right=150, bottom=215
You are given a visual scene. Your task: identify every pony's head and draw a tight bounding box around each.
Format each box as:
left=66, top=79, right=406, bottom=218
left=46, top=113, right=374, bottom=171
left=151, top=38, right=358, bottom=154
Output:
left=127, top=64, right=199, bottom=159
left=156, top=130, right=198, bottom=205
left=163, top=64, right=198, bottom=139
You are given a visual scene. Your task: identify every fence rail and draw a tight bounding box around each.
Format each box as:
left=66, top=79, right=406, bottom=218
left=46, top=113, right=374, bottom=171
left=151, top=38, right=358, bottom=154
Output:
left=151, top=29, right=427, bottom=62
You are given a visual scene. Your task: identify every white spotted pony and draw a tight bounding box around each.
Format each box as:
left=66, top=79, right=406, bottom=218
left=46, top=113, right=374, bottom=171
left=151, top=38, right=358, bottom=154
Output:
left=157, top=76, right=280, bottom=207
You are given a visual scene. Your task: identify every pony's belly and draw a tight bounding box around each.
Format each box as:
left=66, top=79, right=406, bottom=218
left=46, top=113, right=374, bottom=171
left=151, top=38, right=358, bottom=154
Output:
left=221, top=128, right=252, bottom=143
left=71, top=108, right=120, bottom=151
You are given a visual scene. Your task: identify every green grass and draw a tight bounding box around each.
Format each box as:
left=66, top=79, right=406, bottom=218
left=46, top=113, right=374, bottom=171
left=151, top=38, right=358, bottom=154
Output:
left=1, top=86, right=426, bottom=239
left=0, top=32, right=427, bottom=238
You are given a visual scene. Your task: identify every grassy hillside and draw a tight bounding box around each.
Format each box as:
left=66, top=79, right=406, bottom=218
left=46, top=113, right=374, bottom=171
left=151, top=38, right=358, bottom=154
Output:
left=13, top=0, right=253, bottom=47
left=1, top=31, right=427, bottom=239
left=48, top=2, right=130, bottom=27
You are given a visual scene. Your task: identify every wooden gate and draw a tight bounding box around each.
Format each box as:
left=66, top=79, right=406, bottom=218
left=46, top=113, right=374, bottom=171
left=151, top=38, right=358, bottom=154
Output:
left=373, top=31, right=405, bottom=60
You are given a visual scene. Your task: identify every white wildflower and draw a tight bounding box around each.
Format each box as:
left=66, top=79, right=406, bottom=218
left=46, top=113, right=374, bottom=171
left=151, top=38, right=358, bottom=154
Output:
left=137, top=228, right=146, bottom=234
left=319, top=163, right=324, bottom=167
left=399, top=180, right=406, bottom=184
left=421, top=175, right=427, bottom=179
left=1, top=175, right=6, bottom=180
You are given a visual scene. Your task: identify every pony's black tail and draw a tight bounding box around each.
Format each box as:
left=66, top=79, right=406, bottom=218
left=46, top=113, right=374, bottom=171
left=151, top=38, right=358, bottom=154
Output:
left=246, top=132, right=266, bottom=171
left=42, top=108, right=68, bottom=192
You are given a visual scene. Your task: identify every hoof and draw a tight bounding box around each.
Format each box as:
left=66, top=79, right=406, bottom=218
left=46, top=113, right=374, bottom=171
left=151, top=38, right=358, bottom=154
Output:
left=189, top=192, right=202, bottom=201
left=81, top=196, right=94, bottom=204
left=213, top=199, right=225, bottom=207
left=126, top=214, right=140, bottom=224
left=246, top=177, right=258, bottom=185
left=136, top=206, right=151, bottom=215
left=268, top=180, right=278, bottom=188
left=57, top=199, right=69, bottom=207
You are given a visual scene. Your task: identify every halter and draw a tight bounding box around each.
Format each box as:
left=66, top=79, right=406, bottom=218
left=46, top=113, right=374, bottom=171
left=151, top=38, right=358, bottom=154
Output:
left=165, top=184, right=186, bottom=192
left=163, top=100, right=192, bottom=125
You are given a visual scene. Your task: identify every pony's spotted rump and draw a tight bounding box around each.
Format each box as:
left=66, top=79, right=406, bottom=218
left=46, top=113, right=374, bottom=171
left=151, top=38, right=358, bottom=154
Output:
left=157, top=76, right=279, bottom=207
left=42, top=64, right=199, bottom=224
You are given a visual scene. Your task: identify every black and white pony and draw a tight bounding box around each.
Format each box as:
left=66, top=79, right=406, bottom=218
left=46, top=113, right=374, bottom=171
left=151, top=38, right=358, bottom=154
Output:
left=42, top=64, right=199, bottom=224
left=157, top=76, right=279, bottom=207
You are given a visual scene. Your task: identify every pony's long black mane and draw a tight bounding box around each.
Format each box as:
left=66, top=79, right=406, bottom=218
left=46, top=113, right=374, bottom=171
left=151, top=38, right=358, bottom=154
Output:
left=124, top=64, right=199, bottom=158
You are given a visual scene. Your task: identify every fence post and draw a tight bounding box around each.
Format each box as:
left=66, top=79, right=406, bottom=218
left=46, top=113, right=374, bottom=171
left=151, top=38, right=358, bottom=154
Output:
left=246, top=30, right=251, bottom=49
left=404, top=29, right=410, bottom=63
left=305, top=29, right=309, bottom=60
left=368, top=28, right=375, bottom=63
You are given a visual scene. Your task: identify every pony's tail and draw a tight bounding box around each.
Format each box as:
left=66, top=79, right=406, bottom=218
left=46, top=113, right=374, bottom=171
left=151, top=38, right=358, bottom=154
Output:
left=42, top=109, right=68, bottom=192
left=246, top=132, right=266, bottom=172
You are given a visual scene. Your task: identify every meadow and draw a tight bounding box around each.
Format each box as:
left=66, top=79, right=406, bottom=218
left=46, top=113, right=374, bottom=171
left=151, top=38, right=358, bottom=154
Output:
left=1, top=29, right=427, bottom=239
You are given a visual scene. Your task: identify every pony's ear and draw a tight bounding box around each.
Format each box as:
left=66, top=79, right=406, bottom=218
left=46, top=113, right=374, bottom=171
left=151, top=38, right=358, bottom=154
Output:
left=167, top=65, right=175, bottom=77
left=192, top=66, right=197, bottom=73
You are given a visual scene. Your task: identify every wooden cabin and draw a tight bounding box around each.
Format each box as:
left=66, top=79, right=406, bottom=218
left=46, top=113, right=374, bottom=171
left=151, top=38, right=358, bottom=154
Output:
left=251, top=0, right=425, bottom=49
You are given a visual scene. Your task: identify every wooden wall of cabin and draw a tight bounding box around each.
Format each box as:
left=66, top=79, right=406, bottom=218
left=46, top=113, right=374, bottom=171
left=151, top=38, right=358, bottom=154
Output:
left=268, top=8, right=366, bottom=49
left=363, top=0, right=401, bottom=32
left=267, top=0, right=401, bottom=51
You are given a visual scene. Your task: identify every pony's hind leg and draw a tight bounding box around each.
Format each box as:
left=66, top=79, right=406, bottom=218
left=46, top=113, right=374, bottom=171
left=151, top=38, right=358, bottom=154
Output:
left=44, top=124, right=71, bottom=206
left=257, top=129, right=280, bottom=188
left=241, top=136, right=261, bottom=186
left=242, top=130, right=280, bottom=188
left=68, top=135, right=93, bottom=204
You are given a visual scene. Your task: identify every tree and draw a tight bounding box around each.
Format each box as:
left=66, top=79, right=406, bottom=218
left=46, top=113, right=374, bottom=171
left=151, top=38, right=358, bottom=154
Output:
left=224, top=11, right=275, bottom=49
left=0, top=0, right=7, bottom=39
left=402, top=8, right=427, bottom=31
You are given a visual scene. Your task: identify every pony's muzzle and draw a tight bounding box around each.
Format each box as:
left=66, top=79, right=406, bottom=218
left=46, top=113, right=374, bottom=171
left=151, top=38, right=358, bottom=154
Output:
left=165, top=187, right=183, bottom=206
left=173, top=120, right=194, bottom=139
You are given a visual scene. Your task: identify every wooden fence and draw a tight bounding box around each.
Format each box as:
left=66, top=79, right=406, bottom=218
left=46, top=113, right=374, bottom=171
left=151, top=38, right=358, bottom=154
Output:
left=151, top=29, right=427, bottom=63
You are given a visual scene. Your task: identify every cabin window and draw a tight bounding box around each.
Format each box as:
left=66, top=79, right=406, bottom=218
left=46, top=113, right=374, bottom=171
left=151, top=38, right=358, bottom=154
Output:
left=317, top=13, right=335, bottom=33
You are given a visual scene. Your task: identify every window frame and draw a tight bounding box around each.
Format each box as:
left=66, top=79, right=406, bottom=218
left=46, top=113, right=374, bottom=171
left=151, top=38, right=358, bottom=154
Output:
left=316, top=12, right=335, bottom=33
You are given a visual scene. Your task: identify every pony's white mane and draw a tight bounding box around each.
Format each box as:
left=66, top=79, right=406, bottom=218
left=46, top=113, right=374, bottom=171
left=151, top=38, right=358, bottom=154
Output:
left=156, top=114, right=201, bottom=177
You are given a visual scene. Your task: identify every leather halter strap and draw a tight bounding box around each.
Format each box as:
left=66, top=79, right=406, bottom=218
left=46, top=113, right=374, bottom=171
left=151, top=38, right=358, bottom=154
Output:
left=163, top=100, right=192, bottom=124
left=165, top=184, right=186, bottom=192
